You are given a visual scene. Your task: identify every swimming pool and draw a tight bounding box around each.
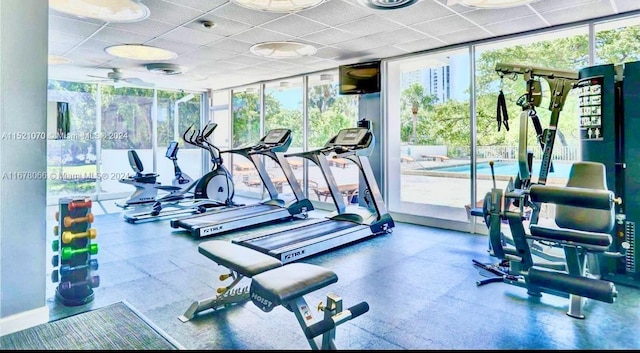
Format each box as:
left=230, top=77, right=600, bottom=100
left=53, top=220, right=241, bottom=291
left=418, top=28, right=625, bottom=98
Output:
left=429, top=161, right=572, bottom=179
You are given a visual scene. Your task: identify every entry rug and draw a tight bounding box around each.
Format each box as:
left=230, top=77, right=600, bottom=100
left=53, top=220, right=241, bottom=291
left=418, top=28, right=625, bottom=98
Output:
left=0, top=301, right=183, bottom=350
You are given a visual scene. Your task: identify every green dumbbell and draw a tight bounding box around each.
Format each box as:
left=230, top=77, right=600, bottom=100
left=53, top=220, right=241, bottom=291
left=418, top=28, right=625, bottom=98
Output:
left=52, top=239, right=59, bottom=252
left=61, top=243, right=98, bottom=260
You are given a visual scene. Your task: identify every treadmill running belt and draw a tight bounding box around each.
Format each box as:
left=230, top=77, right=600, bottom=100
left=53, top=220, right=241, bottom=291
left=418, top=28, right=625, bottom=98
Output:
left=239, top=219, right=359, bottom=252
left=175, top=204, right=279, bottom=227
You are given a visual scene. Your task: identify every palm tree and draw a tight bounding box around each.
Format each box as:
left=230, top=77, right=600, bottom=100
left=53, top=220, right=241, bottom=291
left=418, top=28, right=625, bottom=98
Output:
left=400, top=83, right=436, bottom=144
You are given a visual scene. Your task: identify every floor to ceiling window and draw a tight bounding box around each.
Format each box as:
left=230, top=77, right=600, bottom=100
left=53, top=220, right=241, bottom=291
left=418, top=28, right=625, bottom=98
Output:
left=474, top=26, right=588, bottom=224
left=99, top=86, right=154, bottom=198
left=594, top=15, right=640, bottom=65
left=46, top=80, right=98, bottom=203
left=155, top=91, right=202, bottom=188
left=386, top=48, right=471, bottom=222
left=306, top=71, right=360, bottom=208
left=263, top=78, right=304, bottom=197
left=231, top=86, right=262, bottom=197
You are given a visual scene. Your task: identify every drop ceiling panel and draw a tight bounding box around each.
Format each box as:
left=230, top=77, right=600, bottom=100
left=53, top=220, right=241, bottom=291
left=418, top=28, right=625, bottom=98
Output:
left=91, top=28, right=155, bottom=44
left=483, top=14, right=549, bottom=36
left=297, top=0, right=376, bottom=26
left=412, top=15, right=478, bottom=37
left=375, top=0, right=457, bottom=25
left=530, top=0, right=604, bottom=13
left=218, top=54, right=271, bottom=66
left=333, top=37, right=388, bottom=52
left=543, top=2, right=616, bottom=26
left=615, top=0, right=640, bottom=12
left=363, top=28, right=432, bottom=46
left=462, top=7, right=536, bottom=26
left=313, top=46, right=352, bottom=60
left=143, top=0, right=204, bottom=25
left=394, top=37, right=448, bottom=53
left=260, top=14, right=330, bottom=37
left=357, top=45, right=410, bottom=61
left=159, top=26, right=224, bottom=46
left=206, top=38, right=254, bottom=54
left=335, top=15, right=404, bottom=37
left=185, top=46, right=238, bottom=61
left=183, top=15, right=253, bottom=36
left=299, top=28, right=360, bottom=46
left=163, top=0, right=228, bottom=12
left=231, top=28, right=295, bottom=44
left=432, top=0, right=476, bottom=14
left=438, top=27, right=495, bottom=45
left=49, top=32, right=86, bottom=54
left=49, top=15, right=103, bottom=37
left=256, top=60, right=305, bottom=71
left=146, top=38, right=202, bottom=55
left=211, top=2, right=287, bottom=26
left=278, top=55, right=327, bottom=65
left=107, top=19, right=176, bottom=38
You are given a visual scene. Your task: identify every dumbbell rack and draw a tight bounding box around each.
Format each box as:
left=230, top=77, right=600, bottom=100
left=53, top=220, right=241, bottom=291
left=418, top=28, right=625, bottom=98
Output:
left=51, top=197, right=99, bottom=306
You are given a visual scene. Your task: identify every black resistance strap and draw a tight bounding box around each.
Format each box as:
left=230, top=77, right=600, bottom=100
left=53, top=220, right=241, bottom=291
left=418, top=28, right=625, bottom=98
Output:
left=496, top=90, right=509, bottom=132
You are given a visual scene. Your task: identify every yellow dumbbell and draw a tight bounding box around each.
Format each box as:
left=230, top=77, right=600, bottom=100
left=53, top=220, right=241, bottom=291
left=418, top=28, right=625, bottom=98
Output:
left=62, top=229, right=97, bottom=244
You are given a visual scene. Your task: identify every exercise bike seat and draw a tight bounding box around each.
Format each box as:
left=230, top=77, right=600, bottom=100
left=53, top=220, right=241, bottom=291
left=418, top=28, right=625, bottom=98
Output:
left=128, top=150, right=158, bottom=182
left=250, top=263, right=338, bottom=312
left=199, top=240, right=283, bottom=278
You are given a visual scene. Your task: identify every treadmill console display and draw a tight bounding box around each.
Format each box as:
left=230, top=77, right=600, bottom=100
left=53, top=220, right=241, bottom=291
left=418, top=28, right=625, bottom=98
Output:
left=334, top=128, right=368, bottom=146
left=263, top=129, right=291, bottom=145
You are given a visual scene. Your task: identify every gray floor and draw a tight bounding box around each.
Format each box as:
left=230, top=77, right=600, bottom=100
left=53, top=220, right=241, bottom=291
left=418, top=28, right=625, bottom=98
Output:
left=44, top=202, right=640, bottom=350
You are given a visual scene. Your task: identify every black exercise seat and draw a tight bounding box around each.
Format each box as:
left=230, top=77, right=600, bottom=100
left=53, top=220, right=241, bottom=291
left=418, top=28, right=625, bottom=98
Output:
left=198, top=240, right=283, bottom=278
left=250, top=263, right=338, bottom=312
left=128, top=150, right=158, bottom=182
left=529, top=225, right=612, bottom=251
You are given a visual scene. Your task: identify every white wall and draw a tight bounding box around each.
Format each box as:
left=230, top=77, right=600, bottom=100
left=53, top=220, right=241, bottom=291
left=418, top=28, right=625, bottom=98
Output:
left=0, top=0, right=48, bottom=318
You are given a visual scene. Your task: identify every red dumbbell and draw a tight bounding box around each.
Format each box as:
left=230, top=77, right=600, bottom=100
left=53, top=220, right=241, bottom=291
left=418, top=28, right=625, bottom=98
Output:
left=69, top=199, right=92, bottom=211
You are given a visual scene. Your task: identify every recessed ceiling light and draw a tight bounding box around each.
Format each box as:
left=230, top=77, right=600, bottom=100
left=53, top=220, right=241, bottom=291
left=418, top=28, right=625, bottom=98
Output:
left=250, top=41, right=317, bottom=58
left=231, top=0, right=325, bottom=13
left=49, top=0, right=150, bottom=23
left=357, top=0, right=420, bottom=10
left=48, top=54, right=73, bottom=65
left=145, top=63, right=182, bottom=75
left=447, top=0, right=538, bottom=8
left=105, top=44, right=178, bottom=61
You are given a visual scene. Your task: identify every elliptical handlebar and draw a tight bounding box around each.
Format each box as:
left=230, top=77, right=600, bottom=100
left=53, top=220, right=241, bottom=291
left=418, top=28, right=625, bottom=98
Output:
left=182, top=123, right=223, bottom=168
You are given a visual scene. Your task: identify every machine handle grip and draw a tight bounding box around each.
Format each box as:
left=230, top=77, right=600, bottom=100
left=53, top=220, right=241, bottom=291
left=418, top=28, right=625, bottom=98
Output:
left=304, top=318, right=335, bottom=339
left=303, top=301, right=369, bottom=339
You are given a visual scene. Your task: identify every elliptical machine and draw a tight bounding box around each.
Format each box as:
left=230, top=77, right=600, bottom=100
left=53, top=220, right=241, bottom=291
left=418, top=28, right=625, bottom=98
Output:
left=123, top=121, right=237, bottom=223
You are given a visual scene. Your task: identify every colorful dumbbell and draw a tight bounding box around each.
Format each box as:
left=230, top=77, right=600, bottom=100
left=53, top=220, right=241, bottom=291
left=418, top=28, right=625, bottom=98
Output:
left=61, top=243, right=98, bottom=260
left=63, top=213, right=94, bottom=227
left=62, top=229, right=97, bottom=244
left=59, top=259, right=99, bottom=277
left=51, top=255, right=59, bottom=267
left=55, top=211, right=59, bottom=222
left=69, top=199, right=92, bottom=211
left=51, top=269, right=59, bottom=283
left=60, top=275, right=100, bottom=291
left=52, top=239, right=60, bottom=251
left=53, top=225, right=59, bottom=236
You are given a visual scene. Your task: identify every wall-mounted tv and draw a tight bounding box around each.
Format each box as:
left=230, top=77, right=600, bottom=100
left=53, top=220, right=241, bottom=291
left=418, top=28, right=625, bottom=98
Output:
left=339, top=61, right=381, bottom=95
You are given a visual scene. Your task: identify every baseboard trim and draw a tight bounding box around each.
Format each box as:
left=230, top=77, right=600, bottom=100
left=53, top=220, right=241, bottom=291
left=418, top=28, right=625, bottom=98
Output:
left=0, top=306, right=49, bottom=337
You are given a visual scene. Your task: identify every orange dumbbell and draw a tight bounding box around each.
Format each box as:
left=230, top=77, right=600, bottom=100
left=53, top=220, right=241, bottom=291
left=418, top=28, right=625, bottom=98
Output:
left=69, top=199, right=92, bottom=211
left=62, top=229, right=97, bottom=244
left=63, top=213, right=94, bottom=227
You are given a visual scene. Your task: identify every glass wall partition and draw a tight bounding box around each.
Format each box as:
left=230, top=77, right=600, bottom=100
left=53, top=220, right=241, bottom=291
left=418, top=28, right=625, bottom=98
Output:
left=386, top=49, right=472, bottom=222
left=155, top=90, right=203, bottom=187
left=46, top=81, right=98, bottom=203
left=474, top=27, right=588, bottom=223
left=306, top=71, right=360, bottom=208
left=231, top=86, right=262, bottom=198
left=594, top=16, right=640, bottom=65
left=99, top=86, right=154, bottom=197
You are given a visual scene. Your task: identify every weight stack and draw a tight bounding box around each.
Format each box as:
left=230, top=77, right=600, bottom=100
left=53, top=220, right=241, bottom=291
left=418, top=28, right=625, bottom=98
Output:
left=51, top=196, right=99, bottom=306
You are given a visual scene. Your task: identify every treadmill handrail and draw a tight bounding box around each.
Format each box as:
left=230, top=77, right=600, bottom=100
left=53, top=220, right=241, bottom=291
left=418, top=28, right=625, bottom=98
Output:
left=284, top=146, right=333, bottom=159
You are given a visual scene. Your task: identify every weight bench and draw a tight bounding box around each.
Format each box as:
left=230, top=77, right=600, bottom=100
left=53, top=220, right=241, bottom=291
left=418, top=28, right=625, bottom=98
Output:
left=180, top=240, right=369, bottom=350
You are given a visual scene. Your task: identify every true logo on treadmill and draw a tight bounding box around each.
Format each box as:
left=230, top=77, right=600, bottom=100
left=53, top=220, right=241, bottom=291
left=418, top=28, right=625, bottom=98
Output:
left=283, top=249, right=305, bottom=260
left=202, top=225, right=222, bottom=235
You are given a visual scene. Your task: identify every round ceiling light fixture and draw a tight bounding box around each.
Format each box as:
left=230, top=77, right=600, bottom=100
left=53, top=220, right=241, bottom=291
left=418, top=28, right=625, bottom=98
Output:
left=449, top=0, right=538, bottom=8
left=48, top=54, right=73, bottom=65
left=357, top=0, right=421, bottom=10
left=250, top=41, right=317, bottom=58
left=105, top=44, right=178, bottom=61
left=231, top=0, right=325, bottom=13
left=49, top=0, right=150, bottom=23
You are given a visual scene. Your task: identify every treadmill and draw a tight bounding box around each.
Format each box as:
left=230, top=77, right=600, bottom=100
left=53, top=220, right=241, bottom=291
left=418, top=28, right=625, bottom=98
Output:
left=170, top=128, right=314, bottom=238
left=231, top=123, right=395, bottom=264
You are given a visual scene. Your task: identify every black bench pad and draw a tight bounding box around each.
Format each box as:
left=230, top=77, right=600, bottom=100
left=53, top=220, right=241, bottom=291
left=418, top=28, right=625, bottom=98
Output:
left=198, top=240, right=283, bottom=277
left=250, top=263, right=338, bottom=312
left=530, top=225, right=612, bottom=249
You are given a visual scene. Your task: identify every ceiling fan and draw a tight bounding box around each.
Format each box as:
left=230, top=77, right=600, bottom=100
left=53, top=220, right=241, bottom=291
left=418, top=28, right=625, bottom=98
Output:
left=87, top=68, right=154, bottom=87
